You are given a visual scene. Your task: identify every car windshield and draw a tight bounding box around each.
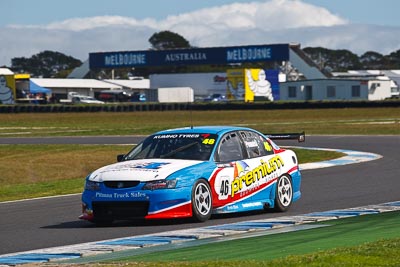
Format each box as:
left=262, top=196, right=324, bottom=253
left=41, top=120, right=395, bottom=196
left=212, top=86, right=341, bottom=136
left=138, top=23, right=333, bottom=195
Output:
left=124, top=133, right=218, bottom=161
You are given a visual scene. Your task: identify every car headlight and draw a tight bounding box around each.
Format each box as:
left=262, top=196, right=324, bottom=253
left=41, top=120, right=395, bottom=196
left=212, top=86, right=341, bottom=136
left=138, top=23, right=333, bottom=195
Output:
left=85, top=180, right=101, bottom=191
left=142, top=179, right=177, bottom=190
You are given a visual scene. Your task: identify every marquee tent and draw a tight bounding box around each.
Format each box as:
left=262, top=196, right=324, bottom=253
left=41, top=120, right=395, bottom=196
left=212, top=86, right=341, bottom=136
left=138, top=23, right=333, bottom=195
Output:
left=29, top=80, right=52, bottom=94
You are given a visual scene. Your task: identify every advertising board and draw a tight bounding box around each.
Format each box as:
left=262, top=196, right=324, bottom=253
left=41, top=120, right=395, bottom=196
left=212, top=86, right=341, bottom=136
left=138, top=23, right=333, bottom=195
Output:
left=0, top=75, right=16, bottom=104
left=227, top=69, right=280, bottom=102
left=89, top=44, right=289, bottom=69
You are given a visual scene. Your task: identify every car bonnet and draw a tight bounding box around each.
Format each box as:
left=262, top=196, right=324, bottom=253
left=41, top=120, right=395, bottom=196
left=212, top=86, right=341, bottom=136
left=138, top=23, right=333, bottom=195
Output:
left=88, top=159, right=203, bottom=182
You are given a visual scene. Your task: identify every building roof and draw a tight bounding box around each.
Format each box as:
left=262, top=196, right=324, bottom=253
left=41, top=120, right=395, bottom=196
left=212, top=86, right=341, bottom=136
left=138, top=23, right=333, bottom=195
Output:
left=104, top=78, right=150, bottom=89
left=333, top=70, right=400, bottom=78
left=67, top=59, right=90, bottom=78
left=331, top=70, right=400, bottom=89
left=30, top=78, right=122, bottom=89
left=0, top=68, right=14, bottom=75
left=381, top=70, right=400, bottom=77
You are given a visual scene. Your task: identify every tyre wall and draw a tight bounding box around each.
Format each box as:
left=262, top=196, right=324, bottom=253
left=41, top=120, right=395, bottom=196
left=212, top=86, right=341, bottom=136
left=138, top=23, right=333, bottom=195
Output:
left=0, top=100, right=399, bottom=113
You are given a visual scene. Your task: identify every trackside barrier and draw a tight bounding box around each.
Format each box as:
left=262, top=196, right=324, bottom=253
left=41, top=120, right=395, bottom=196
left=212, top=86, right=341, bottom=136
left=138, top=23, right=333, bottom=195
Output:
left=0, top=100, right=399, bottom=113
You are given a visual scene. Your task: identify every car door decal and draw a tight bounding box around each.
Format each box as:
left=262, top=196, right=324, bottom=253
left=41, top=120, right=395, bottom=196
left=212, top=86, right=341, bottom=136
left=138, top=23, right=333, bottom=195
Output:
left=210, top=154, right=284, bottom=208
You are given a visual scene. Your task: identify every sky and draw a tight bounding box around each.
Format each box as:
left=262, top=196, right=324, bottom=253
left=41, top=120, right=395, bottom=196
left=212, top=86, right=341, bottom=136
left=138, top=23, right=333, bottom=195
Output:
left=0, top=0, right=399, bottom=66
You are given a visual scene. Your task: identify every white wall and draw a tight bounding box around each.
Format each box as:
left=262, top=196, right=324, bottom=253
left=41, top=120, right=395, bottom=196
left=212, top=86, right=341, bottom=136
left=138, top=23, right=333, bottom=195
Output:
left=368, top=79, right=392, bottom=100
left=280, top=79, right=370, bottom=101
left=149, top=73, right=227, bottom=97
left=157, top=87, right=194, bottom=103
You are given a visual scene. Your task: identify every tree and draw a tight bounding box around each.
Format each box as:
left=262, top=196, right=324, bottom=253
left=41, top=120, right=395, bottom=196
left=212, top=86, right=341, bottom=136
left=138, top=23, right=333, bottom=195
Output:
left=303, top=47, right=362, bottom=71
left=148, top=31, right=191, bottom=50
left=11, top=51, right=82, bottom=78
left=387, top=49, right=400, bottom=69
left=359, top=51, right=389, bottom=69
left=360, top=51, right=383, bottom=63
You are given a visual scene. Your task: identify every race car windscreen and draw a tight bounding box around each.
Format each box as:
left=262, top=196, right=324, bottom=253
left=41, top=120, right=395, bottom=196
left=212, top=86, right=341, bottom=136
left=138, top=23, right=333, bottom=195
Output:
left=124, top=133, right=218, bottom=161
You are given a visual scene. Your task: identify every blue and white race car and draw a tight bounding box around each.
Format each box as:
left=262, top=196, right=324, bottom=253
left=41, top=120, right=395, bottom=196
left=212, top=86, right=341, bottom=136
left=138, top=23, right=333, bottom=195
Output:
left=80, top=126, right=303, bottom=224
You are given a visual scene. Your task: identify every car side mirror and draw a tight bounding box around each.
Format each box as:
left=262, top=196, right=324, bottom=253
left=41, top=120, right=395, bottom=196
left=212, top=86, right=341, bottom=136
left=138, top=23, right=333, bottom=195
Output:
left=117, top=154, right=125, bottom=162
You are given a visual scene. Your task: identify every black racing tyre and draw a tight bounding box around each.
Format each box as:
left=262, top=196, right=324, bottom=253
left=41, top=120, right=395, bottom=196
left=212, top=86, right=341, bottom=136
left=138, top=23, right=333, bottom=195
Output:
left=191, top=179, right=212, bottom=222
left=274, top=174, right=293, bottom=212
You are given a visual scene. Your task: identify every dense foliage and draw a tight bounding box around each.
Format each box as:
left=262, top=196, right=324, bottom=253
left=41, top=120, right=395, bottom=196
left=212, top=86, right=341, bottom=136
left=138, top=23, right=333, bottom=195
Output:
left=149, top=30, right=192, bottom=50
left=10, top=50, right=82, bottom=78
left=303, top=47, right=400, bottom=72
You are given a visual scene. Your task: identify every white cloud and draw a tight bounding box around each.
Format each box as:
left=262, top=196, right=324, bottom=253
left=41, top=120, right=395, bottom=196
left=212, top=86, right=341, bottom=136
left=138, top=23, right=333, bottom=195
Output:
left=0, top=0, right=398, bottom=67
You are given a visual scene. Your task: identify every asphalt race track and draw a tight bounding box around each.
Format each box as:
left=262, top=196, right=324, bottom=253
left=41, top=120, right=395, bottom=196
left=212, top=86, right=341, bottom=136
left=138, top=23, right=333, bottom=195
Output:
left=0, top=135, right=399, bottom=255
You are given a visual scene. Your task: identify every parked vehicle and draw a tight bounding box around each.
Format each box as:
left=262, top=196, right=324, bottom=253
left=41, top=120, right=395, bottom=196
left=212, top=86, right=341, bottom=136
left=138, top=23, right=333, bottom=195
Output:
left=203, top=93, right=227, bottom=102
left=71, top=95, right=104, bottom=104
left=59, top=92, right=104, bottom=104
left=130, top=92, right=146, bottom=102
left=98, top=90, right=131, bottom=102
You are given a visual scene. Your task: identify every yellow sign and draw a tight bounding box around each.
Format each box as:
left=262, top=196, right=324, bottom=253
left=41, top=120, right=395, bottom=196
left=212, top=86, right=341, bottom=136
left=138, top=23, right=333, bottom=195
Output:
left=226, top=69, right=245, bottom=101
left=15, top=74, right=30, bottom=79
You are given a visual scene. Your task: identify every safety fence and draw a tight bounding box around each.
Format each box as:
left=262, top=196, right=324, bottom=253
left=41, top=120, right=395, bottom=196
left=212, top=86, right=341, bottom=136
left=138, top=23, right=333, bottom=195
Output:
left=0, top=100, right=399, bottom=113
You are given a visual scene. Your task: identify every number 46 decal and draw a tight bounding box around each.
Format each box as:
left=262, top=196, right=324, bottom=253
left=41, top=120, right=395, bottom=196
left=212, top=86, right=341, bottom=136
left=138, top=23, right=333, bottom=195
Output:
left=220, top=179, right=229, bottom=196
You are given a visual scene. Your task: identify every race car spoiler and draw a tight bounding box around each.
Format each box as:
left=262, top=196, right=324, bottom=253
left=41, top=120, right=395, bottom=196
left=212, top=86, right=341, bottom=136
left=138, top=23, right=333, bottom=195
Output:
left=264, top=131, right=305, bottom=142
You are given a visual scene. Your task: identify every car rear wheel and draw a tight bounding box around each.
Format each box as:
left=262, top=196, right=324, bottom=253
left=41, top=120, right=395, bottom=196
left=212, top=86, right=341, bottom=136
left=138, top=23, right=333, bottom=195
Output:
left=274, top=174, right=293, bottom=212
left=192, top=179, right=212, bottom=222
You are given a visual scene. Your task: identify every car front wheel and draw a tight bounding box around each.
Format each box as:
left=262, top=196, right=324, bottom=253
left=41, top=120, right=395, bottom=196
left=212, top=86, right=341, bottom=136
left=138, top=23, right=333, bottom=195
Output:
left=192, top=179, right=212, bottom=222
left=274, top=174, right=293, bottom=212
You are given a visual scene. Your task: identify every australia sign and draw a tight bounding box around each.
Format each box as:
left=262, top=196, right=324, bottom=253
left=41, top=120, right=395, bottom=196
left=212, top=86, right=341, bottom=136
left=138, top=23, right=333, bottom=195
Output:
left=89, top=44, right=289, bottom=69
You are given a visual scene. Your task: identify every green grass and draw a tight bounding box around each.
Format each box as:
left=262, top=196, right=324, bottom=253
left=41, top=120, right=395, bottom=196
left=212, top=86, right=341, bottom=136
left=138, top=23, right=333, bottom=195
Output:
left=111, top=211, right=400, bottom=266
left=291, top=147, right=343, bottom=163
left=0, top=144, right=129, bottom=201
left=0, top=144, right=343, bottom=202
left=0, top=178, right=84, bottom=201
left=0, top=107, right=399, bottom=137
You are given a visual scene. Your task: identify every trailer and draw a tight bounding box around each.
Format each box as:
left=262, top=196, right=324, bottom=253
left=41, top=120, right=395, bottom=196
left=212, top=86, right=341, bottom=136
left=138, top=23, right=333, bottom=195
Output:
left=146, top=87, right=194, bottom=103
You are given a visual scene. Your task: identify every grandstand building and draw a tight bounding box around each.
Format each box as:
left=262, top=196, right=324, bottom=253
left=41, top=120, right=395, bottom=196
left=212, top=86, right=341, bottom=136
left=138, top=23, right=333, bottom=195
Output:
left=2, top=43, right=397, bottom=103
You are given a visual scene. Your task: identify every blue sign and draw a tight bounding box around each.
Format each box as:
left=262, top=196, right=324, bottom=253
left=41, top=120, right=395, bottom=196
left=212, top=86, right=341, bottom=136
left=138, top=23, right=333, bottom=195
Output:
left=266, top=69, right=280, bottom=101
left=89, top=44, right=289, bottom=68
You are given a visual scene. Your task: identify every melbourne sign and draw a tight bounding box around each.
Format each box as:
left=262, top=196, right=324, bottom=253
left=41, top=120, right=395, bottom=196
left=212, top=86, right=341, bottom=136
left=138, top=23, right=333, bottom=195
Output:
left=89, top=44, right=289, bottom=68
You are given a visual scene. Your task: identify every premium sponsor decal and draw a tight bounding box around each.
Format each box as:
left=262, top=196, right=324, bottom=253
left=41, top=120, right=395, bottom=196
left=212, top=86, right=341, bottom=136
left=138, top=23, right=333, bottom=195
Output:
left=213, top=155, right=285, bottom=204
left=230, top=155, right=284, bottom=197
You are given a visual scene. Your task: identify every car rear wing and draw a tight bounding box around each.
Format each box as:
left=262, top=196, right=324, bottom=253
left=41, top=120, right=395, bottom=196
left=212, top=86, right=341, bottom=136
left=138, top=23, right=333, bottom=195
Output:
left=264, top=131, right=305, bottom=142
